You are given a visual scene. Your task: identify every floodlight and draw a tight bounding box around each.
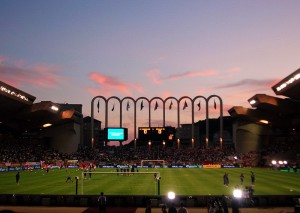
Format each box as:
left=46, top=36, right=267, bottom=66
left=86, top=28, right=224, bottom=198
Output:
left=276, top=83, right=287, bottom=92
left=168, top=191, right=175, bottom=200
left=50, top=105, right=59, bottom=112
left=248, top=95, right=260, bottom=107
left=276, top=73, right=300, bottom=92
left=271, top=160, right=277, bottom=165
left=259, top=120, right=269, bottom=125
left=233, top=189, right=242, bottom=198
left=43, top=123, right=52, bottom=128
left=249, top=99, right=256, bottom=106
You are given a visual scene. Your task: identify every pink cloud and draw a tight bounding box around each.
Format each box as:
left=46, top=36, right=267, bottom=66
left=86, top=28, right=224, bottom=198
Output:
left=85, top=86, right=115, bottom=97
left=89, top=72, right=143, bottom=96
left=129, top=83, right=144, bottom=94
left=165, top=70, right=218, bottom=81
left=0, top=58, right=63, bottom=88
left=161, top=91, right=173, bottom=99
left=146, top=68, right=218, bottom=84
left=145, top=68, right=161, bottom=84
left=216, top=78, right=278, bottom=89
left=32, top=65, right=63, bottom=88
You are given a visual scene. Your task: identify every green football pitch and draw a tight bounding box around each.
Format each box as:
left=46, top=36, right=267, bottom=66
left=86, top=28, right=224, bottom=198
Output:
left=0, top=168, right=299, bottom=196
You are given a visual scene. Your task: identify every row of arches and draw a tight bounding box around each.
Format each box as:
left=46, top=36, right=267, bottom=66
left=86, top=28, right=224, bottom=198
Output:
left=91, top=95, right=223, bottom=148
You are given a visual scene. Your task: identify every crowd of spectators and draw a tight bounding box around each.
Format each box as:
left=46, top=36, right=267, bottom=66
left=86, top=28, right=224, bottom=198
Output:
left=260, top=138, right=300, bottom=167
left=0, top=134, right=298, bottom=169
left=0, top=138, right=61, bottom=163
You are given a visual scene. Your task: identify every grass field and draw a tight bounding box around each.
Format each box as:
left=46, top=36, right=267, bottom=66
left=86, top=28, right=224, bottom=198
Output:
left=0, top=168, right=299, bottom=196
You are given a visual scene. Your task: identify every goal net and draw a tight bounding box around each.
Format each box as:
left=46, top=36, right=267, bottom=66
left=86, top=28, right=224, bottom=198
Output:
left=80, top=170, right=161, bottom=195
left=140, top=160, right=165, bottom=168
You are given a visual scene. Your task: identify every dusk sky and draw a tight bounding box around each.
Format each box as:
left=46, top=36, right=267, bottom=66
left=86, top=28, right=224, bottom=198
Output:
left=1, top=0, right=300, bottom=141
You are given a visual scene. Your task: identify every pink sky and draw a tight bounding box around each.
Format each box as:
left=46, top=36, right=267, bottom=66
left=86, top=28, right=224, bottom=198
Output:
left=1, top=1, right=299, bottom=143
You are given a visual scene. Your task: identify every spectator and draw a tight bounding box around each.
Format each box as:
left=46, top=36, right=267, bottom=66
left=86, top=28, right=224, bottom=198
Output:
left=145, top=200, right=151, bottom=213
left=97, top=192, right=106, bottom=213
left=177, top=202, right=188, bottom=213
left=16, top=171, right=20, bottom=184
left=168, top=202, right=177, bottom=213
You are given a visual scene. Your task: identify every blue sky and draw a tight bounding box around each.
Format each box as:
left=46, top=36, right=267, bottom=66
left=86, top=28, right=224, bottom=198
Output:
left=1, top=0, right=300, bottom=137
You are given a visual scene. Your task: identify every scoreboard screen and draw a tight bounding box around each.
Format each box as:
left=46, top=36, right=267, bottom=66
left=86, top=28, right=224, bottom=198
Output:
left=138, top=127, right=175, bottom=141
left=104, top=128, right=128, bottom=141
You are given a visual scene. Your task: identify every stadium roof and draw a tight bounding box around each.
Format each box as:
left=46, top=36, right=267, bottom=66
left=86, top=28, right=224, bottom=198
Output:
left=228, top=68, right=300, bottom=130
left=271, top=68, right=300, bottom=100
left=0, top=81, right=82, bottom=133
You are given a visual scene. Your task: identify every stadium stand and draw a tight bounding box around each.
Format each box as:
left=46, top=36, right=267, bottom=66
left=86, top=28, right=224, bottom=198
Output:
left=0, top=69, right=299, bottom=210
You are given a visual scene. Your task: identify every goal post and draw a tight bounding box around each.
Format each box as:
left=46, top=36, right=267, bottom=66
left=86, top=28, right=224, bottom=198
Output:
left=80, top=171, right=161, bottom=195
left=141, top=160, right=165, bottom=168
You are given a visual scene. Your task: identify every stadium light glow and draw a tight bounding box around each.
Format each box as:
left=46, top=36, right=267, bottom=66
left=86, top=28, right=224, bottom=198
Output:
left=168, top=191, right=175, bottom=200
left=0, top=85, right=29, bottom=102
left=272, top=160, right=277, bottom=165
left=249, top=99, right=256, bottom=106
left=43, top=123, right=52, bottom=128
left=259, top=120, right=269, bottom=124
left=233, top=189, right=242, bottom=198
left=276, top=73, right=300, bottom=91
left=50, top=105, right=59, bottom=112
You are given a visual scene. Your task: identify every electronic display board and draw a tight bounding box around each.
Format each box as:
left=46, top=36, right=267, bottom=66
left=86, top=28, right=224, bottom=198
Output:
left=138, top=127, right=175, bottom=141
left=104, top=128, right=128, bottom=141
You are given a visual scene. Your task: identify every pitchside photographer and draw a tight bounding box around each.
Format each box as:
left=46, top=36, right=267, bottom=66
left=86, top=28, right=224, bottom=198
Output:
left=207, top=196, right=229, bottom=213
left=243, top=185, right=255, bottom=207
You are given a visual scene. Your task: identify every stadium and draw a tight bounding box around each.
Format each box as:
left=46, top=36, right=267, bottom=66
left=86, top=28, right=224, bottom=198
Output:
left=0, top=69, right=299, bottom=212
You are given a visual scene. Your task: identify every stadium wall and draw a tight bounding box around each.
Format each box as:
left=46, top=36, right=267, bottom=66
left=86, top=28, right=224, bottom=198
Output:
left=233, top=121, right=271, bottom=153
left=0, top=194, right=297, bottom=208
left=41, top=122, right=81, bottom=154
